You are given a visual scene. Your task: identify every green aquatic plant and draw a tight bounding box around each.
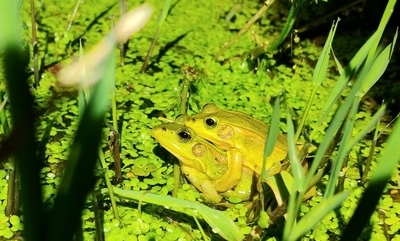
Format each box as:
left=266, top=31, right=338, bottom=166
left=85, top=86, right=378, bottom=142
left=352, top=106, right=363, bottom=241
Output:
left=1, top=0, right=399, bottom=240
left=141, top=0, right=172, bottom=73
left=103, top=187, right=244, bottom=241
left=0, top=3, right=152, bottom=241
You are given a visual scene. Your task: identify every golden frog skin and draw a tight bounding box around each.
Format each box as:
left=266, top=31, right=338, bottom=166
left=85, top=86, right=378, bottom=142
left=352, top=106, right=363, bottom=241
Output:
left=152, top=115, right=255, bottom=203
left=185, top=103, right=288, bottom=192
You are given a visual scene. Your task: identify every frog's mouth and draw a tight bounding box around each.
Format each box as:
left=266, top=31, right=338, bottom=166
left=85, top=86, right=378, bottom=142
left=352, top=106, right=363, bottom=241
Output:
left=152, top=125, right=208, bottom=171
left=159, top=140, right=191, bottom=161
left=160, top=141, right=208, bottom=172
left=153, top=131, right=189, bottom=160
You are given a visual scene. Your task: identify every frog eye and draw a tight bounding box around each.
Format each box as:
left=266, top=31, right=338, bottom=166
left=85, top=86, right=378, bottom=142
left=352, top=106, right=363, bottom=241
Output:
left=178, top=129, right=192, bottom=143
left=205, top=117, right=217, bottom=128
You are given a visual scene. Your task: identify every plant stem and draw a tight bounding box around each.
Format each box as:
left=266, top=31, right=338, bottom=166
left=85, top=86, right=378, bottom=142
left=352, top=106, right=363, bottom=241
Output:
left=30, top=0, right=39, bottom=87
left=66, top=0, right=82, bottom=32
left=3, top=41, right=45, bottom=241
left=361, top=119, right=383, bottom=184
left=92, top=192, right=104, bottom=241
left=98, top=150, right=120, bottom=220
left=140, top=0, right=171, bottom=73
left=119, top=0, right=127, bottom=65
left=215, top=0, right=275, bottom=60
left=172, top=68, right=192, bottom=197
left=336, top=155, right=348, bottom=193
left=0, top=94, right=19, bottom=216
left=361, top=136, right=376, bottom=184
left=109, top=92, right=122, bottom=183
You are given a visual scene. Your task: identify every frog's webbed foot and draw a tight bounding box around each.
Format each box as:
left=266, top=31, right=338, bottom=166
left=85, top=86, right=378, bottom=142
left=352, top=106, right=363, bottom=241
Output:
left=213, top=149, right=243, bottom=192
left=181, top=166, right=222, bottom=203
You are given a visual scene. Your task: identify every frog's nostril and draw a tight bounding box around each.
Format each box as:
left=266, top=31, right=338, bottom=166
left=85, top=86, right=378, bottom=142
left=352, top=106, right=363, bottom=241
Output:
left=162, top=127, right=166, bottom=131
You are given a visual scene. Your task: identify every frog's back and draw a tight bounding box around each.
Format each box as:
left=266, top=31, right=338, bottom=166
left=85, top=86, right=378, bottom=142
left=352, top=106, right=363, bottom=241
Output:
left=217, top=110, right=286, bottom=157
left=217, top=110, right=288, bottom=149
left=215, top=110, right=269, bottom=136
left=201, top=104, right=288, bottom=153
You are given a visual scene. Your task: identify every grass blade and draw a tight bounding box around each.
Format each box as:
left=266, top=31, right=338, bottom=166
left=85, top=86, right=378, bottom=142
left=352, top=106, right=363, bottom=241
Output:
left=341, top=116, right=400, bottom=240
left=48, top=5, right=152, bottom=239
left=330, top=45, right=344, bottom=75
left=1, top=1, right=45, bottom=240
left=360, top=31, right=398, bottom=96
left=314, top=32, right=378, bottom=129
left=365, top=0, right=397, bottom=66
left=305, top=70, right=363, bottom=189
left=141, top=0, right=171, bottom=72
left=286, top=111, right=305, bottom=183
left=325, top=31, right=397, bottom=198
left=48, top=50, right=114, bottom=241
left=345, top=105, right=386, bottom=153
left=290, top=191, right=350, bottom=241
left=104, top=187, right=244, bottom=241
left=324, top=101, right=358, bottom=198
left=295, top=19, right=339, bottom=142
left=251, top=0, right=302, bottom=59
left=283, top=110, right=306, bottom=240
left=261, top=98, right=280, bottom=181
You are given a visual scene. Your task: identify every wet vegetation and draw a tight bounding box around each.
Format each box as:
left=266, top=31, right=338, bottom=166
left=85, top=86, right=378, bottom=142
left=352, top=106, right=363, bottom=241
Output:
left=0, top=0, right=399, bottom=240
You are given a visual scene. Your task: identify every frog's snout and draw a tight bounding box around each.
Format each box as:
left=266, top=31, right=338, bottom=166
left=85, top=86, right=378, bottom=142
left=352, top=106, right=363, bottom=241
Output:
left=187, top=118, right=196, bottom=123
left=151, top=125, right=166, bottom=138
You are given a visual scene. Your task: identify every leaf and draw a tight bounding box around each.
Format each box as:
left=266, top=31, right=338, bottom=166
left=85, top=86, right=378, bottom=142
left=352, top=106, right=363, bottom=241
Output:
left=341, top=115, right=400, bottom=240
left=289, top=191, right=350, bottom=241
left=105, top=187, right=244, bottom=241
left=261, top=98, right=280, bottom=180
left=265, top=171, right=294, bottom=206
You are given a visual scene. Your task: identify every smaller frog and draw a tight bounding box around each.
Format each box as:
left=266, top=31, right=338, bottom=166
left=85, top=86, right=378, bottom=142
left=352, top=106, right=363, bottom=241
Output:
left=185, top=104, right=288, bottom=192
left=152, top=115, right=256, bottom=203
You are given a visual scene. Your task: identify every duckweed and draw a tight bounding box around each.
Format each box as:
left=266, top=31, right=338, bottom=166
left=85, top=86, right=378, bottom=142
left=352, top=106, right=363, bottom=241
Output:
left=0, top=0, right=398, bottom=240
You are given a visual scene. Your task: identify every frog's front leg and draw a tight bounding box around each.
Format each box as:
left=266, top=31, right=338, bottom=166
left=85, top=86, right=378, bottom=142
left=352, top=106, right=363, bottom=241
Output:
left=221, top=167, right=256, bottom=201
left=181, top=166, right=222, bottom=203
left=213, top=149, right=243, bottom=192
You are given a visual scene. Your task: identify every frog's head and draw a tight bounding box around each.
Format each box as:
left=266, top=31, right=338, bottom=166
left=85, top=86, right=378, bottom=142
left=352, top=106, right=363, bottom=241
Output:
left=152, top=121, right=208, bottom=171
left=185, top=103, right=236, bottom=150
left=186, top=104, right=274, bottom=150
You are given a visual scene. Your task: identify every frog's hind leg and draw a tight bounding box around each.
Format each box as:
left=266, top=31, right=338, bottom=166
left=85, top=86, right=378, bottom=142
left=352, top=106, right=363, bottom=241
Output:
left=213, top=149, right=243, bottom=192
left=181, top=166, right=222, bottom=203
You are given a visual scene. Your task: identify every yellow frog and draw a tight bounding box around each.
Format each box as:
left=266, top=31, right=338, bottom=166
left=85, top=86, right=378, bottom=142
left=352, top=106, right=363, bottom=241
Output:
left=152, top=115, right=256, bottom=203
left=185, top=103, right=288, bottom=192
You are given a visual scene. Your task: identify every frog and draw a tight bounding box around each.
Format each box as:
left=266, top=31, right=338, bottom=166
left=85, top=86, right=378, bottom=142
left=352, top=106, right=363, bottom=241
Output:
left=152, top=115, right=256, bottom=203
left=185, top=103, right=289, bottom=193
